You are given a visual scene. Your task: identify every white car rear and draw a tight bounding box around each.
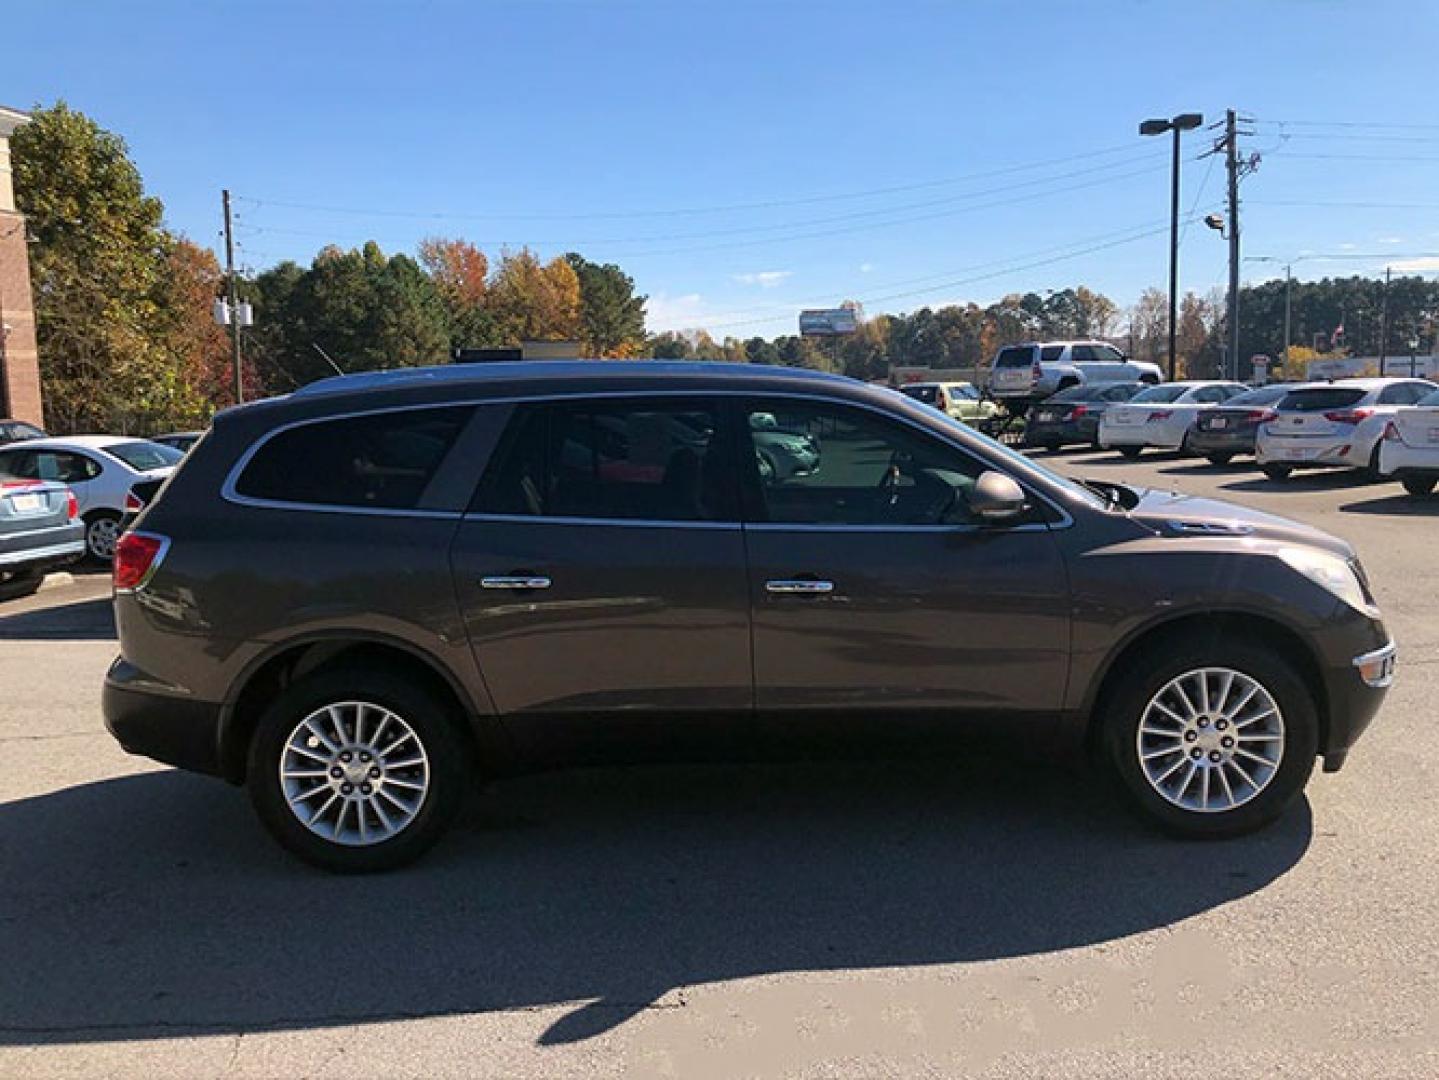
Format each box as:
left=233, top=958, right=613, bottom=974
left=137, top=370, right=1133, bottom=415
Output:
left=1255, top=378, right=1436, bottom=480
left=1098, top=380, right=1248, bottom=457
left=1377, top=387, right=1439, bottom=496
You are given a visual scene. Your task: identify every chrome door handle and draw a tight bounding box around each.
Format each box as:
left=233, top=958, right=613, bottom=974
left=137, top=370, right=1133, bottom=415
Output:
left=765, top=579, right=834, bottom=594
left=480, top=575, right=552, bottom=590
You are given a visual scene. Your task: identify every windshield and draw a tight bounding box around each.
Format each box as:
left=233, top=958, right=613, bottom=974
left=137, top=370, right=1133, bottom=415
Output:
left=1224, top=385, right=1287, bottom=407
left=901, top=385, right=939, bottom=404
left=994, top=346, right=1034, bottom=368
left=1279, top=387, right=1366, bottom=412
left=1131, top=384, right=1188, bottom=404
left=105, top=440, right=183, bottom=471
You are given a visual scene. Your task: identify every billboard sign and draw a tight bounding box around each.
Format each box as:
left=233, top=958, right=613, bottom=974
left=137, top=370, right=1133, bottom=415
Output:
left=799, top=308, right=859, bottom=337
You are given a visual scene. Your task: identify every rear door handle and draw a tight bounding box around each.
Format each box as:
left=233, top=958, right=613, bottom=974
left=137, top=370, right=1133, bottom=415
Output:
left=480, top=575, right=552, bottom=590
left=765, top=579, right=834, bottom=594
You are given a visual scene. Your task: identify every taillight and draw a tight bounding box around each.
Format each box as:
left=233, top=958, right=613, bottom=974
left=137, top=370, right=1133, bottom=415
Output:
left=1247, top=409, right=1277, bottom=422
left=1071, top=404, right=1089, bottom=419
left=113, top=531, right=169, bottom=593
left=1324, top=408, right=1373, bottom=424
left=1030, top=360, right=1042, bottom=384
left=66, top=490, right=78, bottom=520
left=1383, top=421, right=1400, bottom=442
left=124, top=490, right=143, bottom=513
left=1147, top=410, right=1174, bottom=422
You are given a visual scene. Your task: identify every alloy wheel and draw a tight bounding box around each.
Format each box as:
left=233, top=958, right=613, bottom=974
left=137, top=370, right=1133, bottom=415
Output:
left=1135, top=667, right=1285, bottom=813
left=279, top=701, right=431, bottom=846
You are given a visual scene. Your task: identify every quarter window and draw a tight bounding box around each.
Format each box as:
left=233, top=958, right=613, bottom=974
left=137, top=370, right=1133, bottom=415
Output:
left=235, top=407, right=472, bottom=510
left=475, top=400, right=733, bottom=522
left=743, top=399, right=990, bottom=527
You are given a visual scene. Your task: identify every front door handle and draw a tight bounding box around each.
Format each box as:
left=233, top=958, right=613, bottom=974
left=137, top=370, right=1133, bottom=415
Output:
left=765, top=579, right=834, bottom=594
left=480, top=575, right=552, bottom=590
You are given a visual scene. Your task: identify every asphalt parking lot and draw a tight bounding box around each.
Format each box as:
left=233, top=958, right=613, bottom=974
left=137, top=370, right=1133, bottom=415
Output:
left=1, top=451, right=1436, bottom=1079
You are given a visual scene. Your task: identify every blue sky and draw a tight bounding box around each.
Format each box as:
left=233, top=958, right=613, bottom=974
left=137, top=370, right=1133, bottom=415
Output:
left=8, top=0, right=1439, bottom=338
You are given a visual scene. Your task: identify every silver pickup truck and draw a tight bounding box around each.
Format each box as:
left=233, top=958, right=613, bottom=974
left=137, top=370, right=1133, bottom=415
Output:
left=0, top=480, right=85, bottom=600
left=988, top=341, right=1162, bottom=411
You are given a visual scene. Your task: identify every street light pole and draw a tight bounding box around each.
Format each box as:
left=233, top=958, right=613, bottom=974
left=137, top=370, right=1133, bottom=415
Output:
left=1283, top=264, right=1292, bottom=373
left=1140, top=113, right=1203, bottom=382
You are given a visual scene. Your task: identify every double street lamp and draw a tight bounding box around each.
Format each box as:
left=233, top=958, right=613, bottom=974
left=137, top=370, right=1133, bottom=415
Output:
left=1140, top=112, right=1204, bottom=381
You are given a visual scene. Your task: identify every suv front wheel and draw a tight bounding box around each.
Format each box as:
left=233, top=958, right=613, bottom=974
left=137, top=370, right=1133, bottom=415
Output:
left=1101, top=640, right=1317, bottom=838
left=247, top=667, right=468, bottom=872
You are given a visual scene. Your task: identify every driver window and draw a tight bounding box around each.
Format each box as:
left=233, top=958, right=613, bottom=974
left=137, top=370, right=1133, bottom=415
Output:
left=743, top=399, right=988, bottom=526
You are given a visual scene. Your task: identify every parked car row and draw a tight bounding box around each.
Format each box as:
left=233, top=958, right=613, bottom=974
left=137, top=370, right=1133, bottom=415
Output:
left=0, top=430, right=198, bottom=581
left=1042, top=374, right=1439, bottom=497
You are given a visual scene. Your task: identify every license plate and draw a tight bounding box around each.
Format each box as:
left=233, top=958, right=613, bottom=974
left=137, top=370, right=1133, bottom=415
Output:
left=1210, top=418, right=1228, bottom=429
left=8, top=493, right=42, bottom=513
left=1033, top=410, right=1056, bottom=422
left=1284, top=448, right=1314, bottom=461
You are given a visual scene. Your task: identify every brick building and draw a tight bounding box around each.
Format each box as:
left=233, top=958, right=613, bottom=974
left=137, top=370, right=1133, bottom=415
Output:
left=0, top=105, right=42, bottom=427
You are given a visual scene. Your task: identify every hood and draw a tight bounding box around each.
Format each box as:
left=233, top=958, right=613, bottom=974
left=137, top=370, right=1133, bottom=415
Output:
left=1125, top=485, right=1355, bottom=559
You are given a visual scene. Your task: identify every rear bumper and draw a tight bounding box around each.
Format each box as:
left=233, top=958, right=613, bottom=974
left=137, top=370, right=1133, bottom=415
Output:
left=1022, top=418, right=1098, bottom=446
left=1100, top=425, right=1183, bottom=449
left=103, top=657, right=224, bottom=777
left=1257, top=434, right=1369, bottom=469
left=1378, top=441, right=1439, bottom=478
left=0, top=528, right=85, bottom=570
left=1188, top=428, right=1257, bottom=455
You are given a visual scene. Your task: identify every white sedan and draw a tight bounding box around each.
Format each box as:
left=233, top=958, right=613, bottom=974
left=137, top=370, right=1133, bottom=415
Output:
left=1098, top=380, right=1248, bottom=458
left=0, top=435, right=181, bottom=561
left=1255, top=377, right=1436, bottom=481
left=1377, top=385, right=1439, bottom=496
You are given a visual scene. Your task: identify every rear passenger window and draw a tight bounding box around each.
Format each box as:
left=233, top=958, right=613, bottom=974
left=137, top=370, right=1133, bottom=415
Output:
left=475, top=400, right=734, bottom=522
left=235, top=407, right=471, bottom=510
left=1039, top=346, right=1065, bottom=362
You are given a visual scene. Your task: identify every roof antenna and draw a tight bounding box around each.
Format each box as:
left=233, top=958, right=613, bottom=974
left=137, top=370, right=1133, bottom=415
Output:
left=311, top=343, right=345, bottom=377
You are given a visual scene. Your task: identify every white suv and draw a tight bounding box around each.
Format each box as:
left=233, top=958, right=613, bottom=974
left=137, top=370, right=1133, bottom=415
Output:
left=988, top=341, right=1162, bottom=410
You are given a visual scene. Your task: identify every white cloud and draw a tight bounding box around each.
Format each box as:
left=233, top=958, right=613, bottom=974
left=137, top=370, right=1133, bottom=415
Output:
left=859, top=262, right=875, bottom=274
left=1339, top=242, right=1357, bottom=251
left=645, top=292, right=712, bottom=334
left=731, top=270, right=792, bottom=288
left=1378, top=235, right=1405, bottom=245
left=1390, top=256, right=1439, bottom=273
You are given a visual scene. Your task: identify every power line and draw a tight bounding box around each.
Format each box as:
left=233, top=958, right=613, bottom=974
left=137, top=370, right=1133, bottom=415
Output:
left=234, top=141, right=1153, bottom=222
left=699, top=209, right=1221, bottom=333
left=1254, top=118, right=1439, bottom=131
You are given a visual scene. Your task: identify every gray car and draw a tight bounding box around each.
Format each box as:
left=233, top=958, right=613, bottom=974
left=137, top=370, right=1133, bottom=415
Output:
left=0, top=479, right=84, bottom=599
left=105, top=361, right=1395, bottom=871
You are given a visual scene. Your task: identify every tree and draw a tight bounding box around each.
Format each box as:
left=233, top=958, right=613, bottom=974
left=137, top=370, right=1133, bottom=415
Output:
left=564, top=253, right=647, bottom=357
left=1127, top=288, right=1169, bottom=365
left=648, top=331, right=693, bottom=359
left=11, top=102, right=174, bottom=431
left=153, top=237, right=251, bottom=420
left=418, top=236, right=499, bottom=351
left=488, top=249, right=583, bottom=344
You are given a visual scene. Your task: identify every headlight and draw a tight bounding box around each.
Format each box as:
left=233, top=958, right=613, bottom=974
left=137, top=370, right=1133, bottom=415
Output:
left=1277, top=547, right=1377, bottom=616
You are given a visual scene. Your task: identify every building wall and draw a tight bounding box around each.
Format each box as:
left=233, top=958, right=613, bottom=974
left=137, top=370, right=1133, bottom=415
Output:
left=0, top=107, right=43, bottom=427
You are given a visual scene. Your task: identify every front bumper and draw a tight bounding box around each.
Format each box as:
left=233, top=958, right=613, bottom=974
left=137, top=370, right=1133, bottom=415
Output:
left=103, top=657, right=224, bottom=777
left=1314, top=619, right=1395, bottom=772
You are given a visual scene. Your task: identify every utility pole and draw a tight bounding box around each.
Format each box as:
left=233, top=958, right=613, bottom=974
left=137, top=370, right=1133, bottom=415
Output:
left=222, top=189, right=243, bottom=405
left=1283, top=264, right=1292, bottom=373
left=1379, top=266, right=1391, bottom=376
left=1224, top=109, right=1241, bottom=381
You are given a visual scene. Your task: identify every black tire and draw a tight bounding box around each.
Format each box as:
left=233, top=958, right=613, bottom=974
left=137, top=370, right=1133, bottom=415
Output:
left=1118, top=445, right=1143, bottom=460
left=1207, top=453, right=1234, bottom=466
left=0, top=569, right=44, bottom=602
left=1262, top=464, right=1292, bottom=481
left=83, top=510, right=123, bottom=563
left=1402, top=475, right=1437, bottom=497
left=1100, top=636, right=1318, bottom=838
left=247, top=667, right=469, bottom=872
left=1364, top=443, right=1382, bottom=481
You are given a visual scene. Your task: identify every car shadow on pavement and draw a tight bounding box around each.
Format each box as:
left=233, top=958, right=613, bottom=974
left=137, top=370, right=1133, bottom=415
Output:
left=0, top=597, right=115, bottom=641
left=0, top=756, right=1311, bottom=1048
left=1221, top=471, right=1377, bottom=495
left=1155, top=461, right=1257, bottom=477
left=1339, top=493, right=1439, bottom=516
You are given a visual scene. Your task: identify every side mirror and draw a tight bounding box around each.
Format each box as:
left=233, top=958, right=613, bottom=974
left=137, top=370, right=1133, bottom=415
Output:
left=965, top=470, right=1028, bottom=523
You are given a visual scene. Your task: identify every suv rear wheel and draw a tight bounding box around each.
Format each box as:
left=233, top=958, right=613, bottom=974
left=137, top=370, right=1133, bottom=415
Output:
left=247, top=667, right=468, bottom=872
left=1101, top=640, right=1317, bottom=838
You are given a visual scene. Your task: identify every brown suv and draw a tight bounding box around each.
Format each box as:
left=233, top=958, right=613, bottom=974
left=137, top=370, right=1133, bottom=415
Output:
left=104, top=362, right=1396, bottom=871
